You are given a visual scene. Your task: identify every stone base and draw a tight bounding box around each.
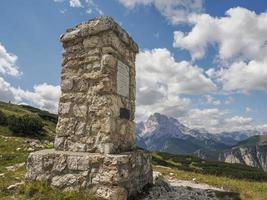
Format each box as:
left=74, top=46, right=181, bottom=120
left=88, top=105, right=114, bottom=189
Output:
left=26, top=149, right=153, bottom=200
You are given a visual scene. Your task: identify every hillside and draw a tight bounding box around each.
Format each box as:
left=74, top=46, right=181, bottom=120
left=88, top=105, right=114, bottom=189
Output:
left=0, top=103, right=267, bottom=199
left=219, top=135, right=267, bottom=171
left=0, top=101, right=57, bottom=140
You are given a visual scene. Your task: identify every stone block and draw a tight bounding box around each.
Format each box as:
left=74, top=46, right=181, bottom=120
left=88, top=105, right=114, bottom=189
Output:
left=26, top=149, right=153, bottom=200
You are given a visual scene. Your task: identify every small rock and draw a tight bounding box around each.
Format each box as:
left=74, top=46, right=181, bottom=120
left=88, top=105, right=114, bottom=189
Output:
left=16, top=147, right=21, bottom=151
left=6, top=162, right=25, bottom=172
left=7, top=181, right=25, bottom=190
left=0, top=173, right=5, bottom=177
left=27, top=147, right=34, bottom=152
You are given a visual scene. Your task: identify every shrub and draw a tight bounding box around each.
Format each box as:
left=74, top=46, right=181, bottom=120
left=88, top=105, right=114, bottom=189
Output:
left=0, top=110, right=7, bottom=125
left=8, top=114, right=44, bottom=136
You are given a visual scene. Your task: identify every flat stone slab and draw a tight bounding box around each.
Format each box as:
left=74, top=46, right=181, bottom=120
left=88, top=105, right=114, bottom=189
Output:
left=26, top=149, right=153, bottom=200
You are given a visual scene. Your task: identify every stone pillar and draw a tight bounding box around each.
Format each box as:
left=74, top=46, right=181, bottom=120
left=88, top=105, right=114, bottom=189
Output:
left=26, top=17, right=153, bottom=200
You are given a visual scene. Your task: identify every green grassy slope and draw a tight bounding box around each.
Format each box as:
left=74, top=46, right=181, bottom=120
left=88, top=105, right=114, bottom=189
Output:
left=236, top=135, right=267, bottom=147
left=152, top=152, right=267, bottom=181
left=153, top=152, right=267, bottom=200
left=0, top=101, right=57, bottom=140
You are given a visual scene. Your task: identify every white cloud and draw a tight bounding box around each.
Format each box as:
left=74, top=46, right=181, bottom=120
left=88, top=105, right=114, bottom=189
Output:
left=54, top=0, right=82, bottom=8
left=69, top=0, right=82, bottom=7
left=258, top=124, right=267, bottom=133
left=117, top=0, right=204, bottom=24
left=135, top=48, right=216, bottom=121
left=14, top=83, right=61, bottom=112
left=179, top=108, right=255, bottom=133
left=205, top=95, right=221, bottom=106
left=174, top=7, right=267, bottom=93
left=245, top=107, right=252, bottom=113
left=85, top=0, right=103, bottom=15
left=0, top=42, right=60, bottom=112
left=224, top=96, right=234, bottom=105
left=0, top=76, right=60, bottom=113
left=0, top=77, right=17, bottom=102
left=224, top=116, right=254, bottom=131
left=215, top=60, right=267, bottom=93
left=136, top=49, right=216, bottom=120
left=173, top=7, right=267, bottom=62
left=0, top=43, right=21, bottom=76
left=136, top=48, right=215, bottom=96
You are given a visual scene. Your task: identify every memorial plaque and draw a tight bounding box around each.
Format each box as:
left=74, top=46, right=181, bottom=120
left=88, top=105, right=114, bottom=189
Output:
left=117, top=60, right=129, bottom=98
left=120, top=108, right=130, bottom=120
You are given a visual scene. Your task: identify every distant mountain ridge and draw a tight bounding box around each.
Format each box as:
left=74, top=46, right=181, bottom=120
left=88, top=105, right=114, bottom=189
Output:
left=218, top=135, right=267, bottom=171
left=136, top=113, right=267, bottom=171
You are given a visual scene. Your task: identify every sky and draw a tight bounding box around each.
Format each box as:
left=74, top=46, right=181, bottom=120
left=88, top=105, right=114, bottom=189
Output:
left=0, top=0, right=267, bottom=133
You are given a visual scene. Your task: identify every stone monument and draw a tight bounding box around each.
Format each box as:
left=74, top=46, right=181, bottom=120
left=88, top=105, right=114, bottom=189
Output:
left=26, top=16, right=153, bottom=200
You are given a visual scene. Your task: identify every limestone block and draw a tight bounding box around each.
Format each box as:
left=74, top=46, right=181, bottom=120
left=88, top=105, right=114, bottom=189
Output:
left=26, top=149, right=153, bottom=200
left=73, top=104, right=87, bottom=118
left=60, top=29, right=80, bottom=42
left=83, top=36, right=100, bottom=48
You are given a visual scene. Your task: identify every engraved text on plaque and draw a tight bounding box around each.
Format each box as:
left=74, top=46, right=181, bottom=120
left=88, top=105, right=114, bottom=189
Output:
left=117, top=60, right=129, bottom=98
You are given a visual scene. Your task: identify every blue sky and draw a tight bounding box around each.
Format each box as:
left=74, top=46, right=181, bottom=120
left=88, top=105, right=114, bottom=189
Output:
left=0, top=0, right=267, bottom=133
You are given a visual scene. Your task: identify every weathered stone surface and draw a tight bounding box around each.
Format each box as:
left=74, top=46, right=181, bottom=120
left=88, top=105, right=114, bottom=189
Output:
left=56, top=17, right=138, bottom=154
left=26, top=149, right=153, bottom=199
left=26, top=16, right=152, bottom=200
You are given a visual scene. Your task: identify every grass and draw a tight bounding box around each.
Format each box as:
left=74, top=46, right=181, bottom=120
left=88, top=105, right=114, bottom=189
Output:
left=154, top=166, right=267, bottom=200
left=0, top=101, right=57, bottom=140
left=153, top=152, right=267, bottom=200
left=152, top=152, right=267, bottom=181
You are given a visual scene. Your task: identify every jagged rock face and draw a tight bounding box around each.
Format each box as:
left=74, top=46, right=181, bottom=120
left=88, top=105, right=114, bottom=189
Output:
left=219, top=145, right=267, bottom=171
left=136, top=113, right=228, bottom=155
left=137, top=113, right=189, bottom=140
left=54, top=16, right=138, bottom=154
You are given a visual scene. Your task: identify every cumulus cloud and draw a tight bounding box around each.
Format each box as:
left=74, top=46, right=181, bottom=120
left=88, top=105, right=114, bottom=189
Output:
left=135, top=48, right=216, bottom=120
left=174, top=7, right=267, bottom=93
left=179, top=108, right=254, bottom=133
left=14, top=83, right=61, bottom=112
left=136, top=48, right=215, bottom=96
left=258, top=124, right=267, bottom=133
left=0, top=77, right=17, bottom=102
left=0, top=77, right=60, bottom=113
left=173, top=7, right=267, bottom=62
left=0, top=43, right=60, bottom=112
left=117, top=0, right=204, bottom=24
left=0, top=43, right=21, bottom=76
left=215, top=60, right=267, bottom=93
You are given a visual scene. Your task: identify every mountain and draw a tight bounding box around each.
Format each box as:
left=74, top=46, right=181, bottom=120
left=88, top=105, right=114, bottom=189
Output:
left=137, top=113, right=267, bottom=171
left=136, top=113, right=229, bottom=155
left=219, top=135, right=267, bottom=171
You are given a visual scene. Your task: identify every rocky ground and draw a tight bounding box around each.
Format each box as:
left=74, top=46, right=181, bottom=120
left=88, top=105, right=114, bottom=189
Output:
left=137, top=172, right=240, bottom=200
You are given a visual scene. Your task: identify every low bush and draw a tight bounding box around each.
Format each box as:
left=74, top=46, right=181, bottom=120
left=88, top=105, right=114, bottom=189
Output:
left=7, top=114, right=44, bottom=136
left=0, top=110, right=7, bottom=126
